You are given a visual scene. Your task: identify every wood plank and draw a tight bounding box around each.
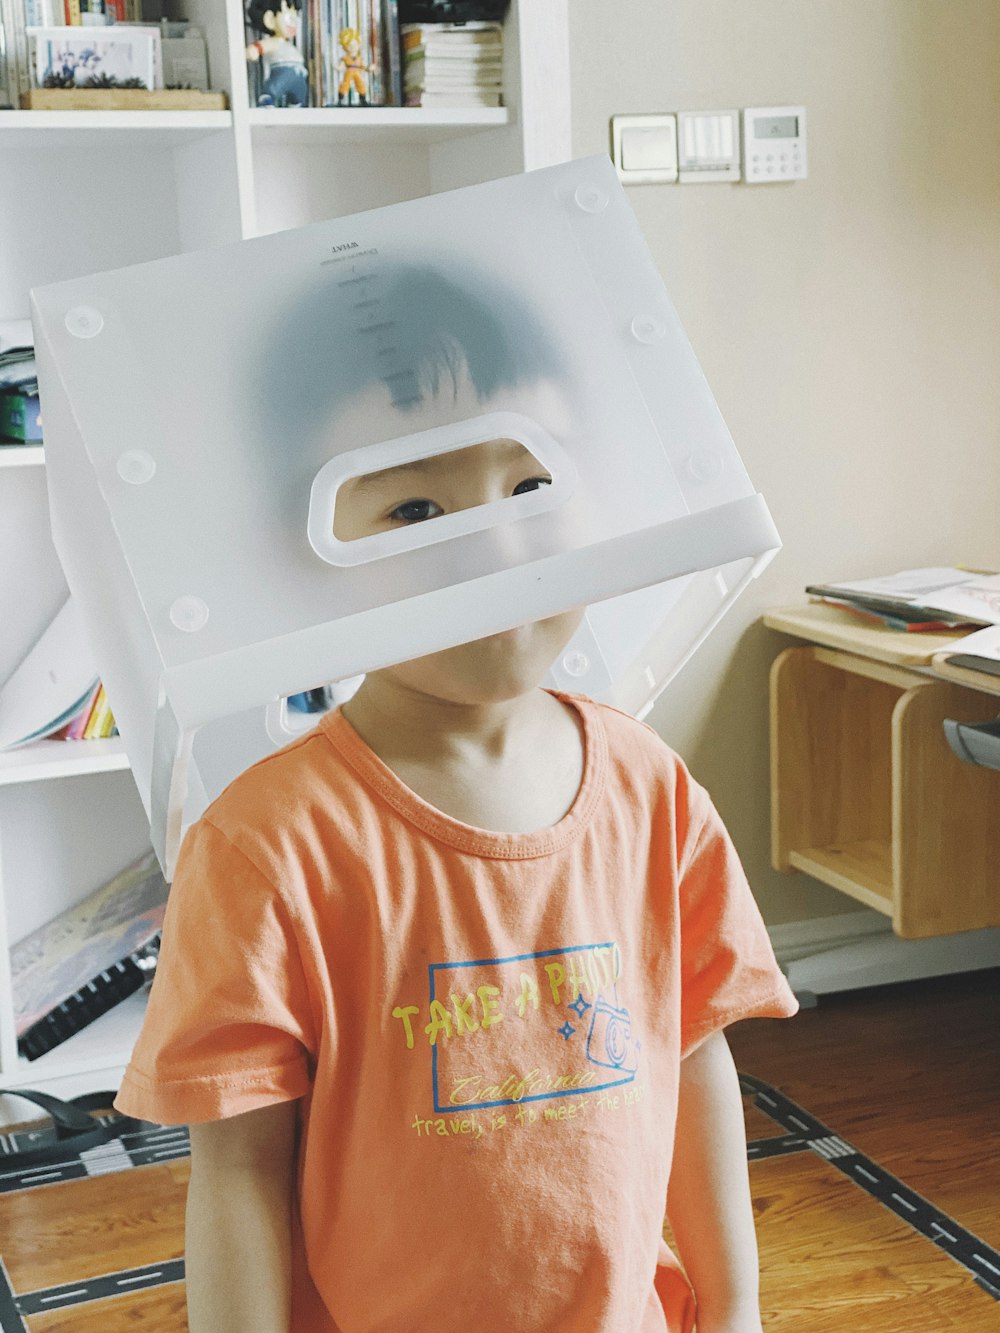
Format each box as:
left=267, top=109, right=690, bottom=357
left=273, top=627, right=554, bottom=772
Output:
left=789, top=843, right=894, bottom=914
left=892, top=682, right=1000, bottom=937
left=1, top=1160, right=188, bottom=1292
left=930, top=650, right=1000, bottom=698
left=812, top=645, right=926, bottom=691
left=27, top=1285, right=188, bottom=1332
left=764, top=603, right=966, bottom=667
left=727, top=967, right=1000, bottom=1331
left=20, top=89, right=228, bottom=111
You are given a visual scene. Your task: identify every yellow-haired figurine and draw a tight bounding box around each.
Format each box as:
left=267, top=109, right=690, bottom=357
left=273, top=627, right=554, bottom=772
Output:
left=337, top=27, right=369, bottom=105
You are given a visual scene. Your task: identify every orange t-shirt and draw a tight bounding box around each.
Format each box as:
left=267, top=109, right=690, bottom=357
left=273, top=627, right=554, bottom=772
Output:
left=115, top=691, right=798, bottom=1332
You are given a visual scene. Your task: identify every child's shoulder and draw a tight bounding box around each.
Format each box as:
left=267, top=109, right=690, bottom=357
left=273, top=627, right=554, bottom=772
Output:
left=197, top=716, right=354, bottom=854
left=565, top=691, right=711, bottom=827
left=563, top=690, right=670, bottom=748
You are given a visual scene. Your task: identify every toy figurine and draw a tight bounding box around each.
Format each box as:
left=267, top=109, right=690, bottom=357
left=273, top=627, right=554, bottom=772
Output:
left=336, top=26, right=369, bottom=105
left=245, top=0, right=308, bottom=108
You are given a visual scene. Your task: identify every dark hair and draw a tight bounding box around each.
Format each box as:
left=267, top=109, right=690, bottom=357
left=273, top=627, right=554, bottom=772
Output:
left=245, top=0, right=285, bottom=36
left=252, top=258, right=566, bottom=526
left=260, top=259, right=564, bottom=446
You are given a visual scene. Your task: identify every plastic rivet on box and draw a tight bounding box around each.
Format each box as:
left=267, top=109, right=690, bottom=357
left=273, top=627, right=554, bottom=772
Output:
left=686, top=449, right=724, bottom=483
left=170, top=596, right=210, bottom=632
left=562, top=651, right=590, bottom=677
left=631, top=315, right=666, bottom=344
left=117, top=450, right=157, bottom=485
left=574, top=183, right=609, bottom=214
left=64, top=306, right=104, bottom=339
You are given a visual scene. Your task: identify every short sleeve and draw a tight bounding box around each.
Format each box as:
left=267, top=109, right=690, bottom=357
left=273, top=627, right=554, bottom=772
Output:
left=678, top=797, right=798, bottom=1058
left=114, top=817, right=315, bottom=1125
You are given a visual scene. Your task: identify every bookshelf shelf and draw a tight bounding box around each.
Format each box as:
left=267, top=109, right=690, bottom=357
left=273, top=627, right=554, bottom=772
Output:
left=0, top=738, right=130, bottom=788
left=0, top=446, right=44, bottom=468
left=0, top=109, right=233, bottom=149
left=6, top=988, right=148, bottom=1091
left=248, top=105, right=508, bottom=146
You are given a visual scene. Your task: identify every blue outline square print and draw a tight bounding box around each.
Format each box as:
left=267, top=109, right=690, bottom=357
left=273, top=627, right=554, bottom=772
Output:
left=428, top=943, right=638, bottom=1114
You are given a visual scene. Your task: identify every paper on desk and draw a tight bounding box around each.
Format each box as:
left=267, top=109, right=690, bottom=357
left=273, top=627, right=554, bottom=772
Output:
left=944, top=623, right=1000, bottom=661
left=821, top=568, right=1000, bottom=624
left=924, top=575, right=1000, bottom=626
left=823, top=567, right=983, bottom=602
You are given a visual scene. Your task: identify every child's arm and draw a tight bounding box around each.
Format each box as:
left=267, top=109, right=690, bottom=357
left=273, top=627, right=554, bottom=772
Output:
left=666, top=1029, right=764, bottom=1333
left=185, top=1099, right=299, bottom=1332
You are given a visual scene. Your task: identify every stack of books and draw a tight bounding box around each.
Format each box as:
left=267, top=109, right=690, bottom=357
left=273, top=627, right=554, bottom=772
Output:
left=806, top=567, right=1000, bottom=633
left=402, top=20, right=502, bottom=108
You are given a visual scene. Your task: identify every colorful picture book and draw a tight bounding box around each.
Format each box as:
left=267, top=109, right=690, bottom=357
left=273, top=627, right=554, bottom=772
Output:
left=12, top=849, right=168, bottom=1060
left=0, top=597, right=118, bottom=751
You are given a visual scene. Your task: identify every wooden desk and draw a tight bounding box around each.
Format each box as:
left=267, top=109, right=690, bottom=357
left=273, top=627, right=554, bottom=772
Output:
left=764, top=604, right=1000, bottom=939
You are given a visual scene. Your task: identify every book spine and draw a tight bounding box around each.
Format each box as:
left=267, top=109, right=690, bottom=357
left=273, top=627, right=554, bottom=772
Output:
left=65, top=681, right=100, bottom=740
left=82, top=683, right=106, bottom=738
left=18, top=937, right=160, bottom=1062
left=0, top=7, right=11, bottom=108
left=9, top=0, right=31, bottom=97
left=382, top=0, right=399, bottom=106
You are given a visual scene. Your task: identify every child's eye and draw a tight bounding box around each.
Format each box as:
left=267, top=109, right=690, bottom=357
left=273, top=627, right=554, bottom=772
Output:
left=512, top=477, right=552, bottom=496
left=388, top=498, right=443, bottom=523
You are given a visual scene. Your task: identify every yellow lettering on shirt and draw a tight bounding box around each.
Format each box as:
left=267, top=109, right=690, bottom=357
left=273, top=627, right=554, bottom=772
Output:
left=450, top=992, right=480, bottom=1036
left=424, top=999, right=454, bottom=1046
left=392, top=1005, right=420, bottom=1050
left=543, top=961, right=565, bottom=1005
left=514, top=972, right=540, bottom=1018
left=477, top=984, right=503, bottom=1028
left=565, top=954, right=591, bottom=1001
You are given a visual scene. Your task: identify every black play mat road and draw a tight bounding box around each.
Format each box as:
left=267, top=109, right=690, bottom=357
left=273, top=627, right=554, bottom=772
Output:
left=0, top=1077, right=997, bottom=1329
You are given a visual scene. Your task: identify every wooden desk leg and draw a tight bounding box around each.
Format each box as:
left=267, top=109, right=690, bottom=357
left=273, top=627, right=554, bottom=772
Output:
left=893, top=682, right=1000, bottom=938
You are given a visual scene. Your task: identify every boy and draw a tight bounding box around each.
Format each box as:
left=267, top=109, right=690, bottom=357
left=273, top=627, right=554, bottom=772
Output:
left=113, top=263, right=798, bottom=1332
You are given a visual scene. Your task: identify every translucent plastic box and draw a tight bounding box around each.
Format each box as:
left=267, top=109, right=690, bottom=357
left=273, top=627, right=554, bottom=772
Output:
left=31, top=155, right=780, bottom=876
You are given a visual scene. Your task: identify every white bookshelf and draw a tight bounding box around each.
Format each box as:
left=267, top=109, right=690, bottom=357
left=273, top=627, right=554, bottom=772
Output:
left=0, top=0, right=571, bottom=1114
left=0, top=446, right=44, bottom=468
left=0, top=738, right=130, bottom=788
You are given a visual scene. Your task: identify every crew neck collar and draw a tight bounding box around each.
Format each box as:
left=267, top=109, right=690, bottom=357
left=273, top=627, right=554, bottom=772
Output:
left=319, top=690, right=606, bottom=859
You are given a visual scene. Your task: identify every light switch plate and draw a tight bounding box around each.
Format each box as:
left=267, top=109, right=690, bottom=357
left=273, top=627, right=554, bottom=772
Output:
left=611, top=114, right=678, bottom=184
left=676, top=110, right=740, bottom=182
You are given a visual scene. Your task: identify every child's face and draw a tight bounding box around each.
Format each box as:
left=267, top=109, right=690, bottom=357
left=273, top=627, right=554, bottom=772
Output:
left=330, top=385, right=584, bottom=704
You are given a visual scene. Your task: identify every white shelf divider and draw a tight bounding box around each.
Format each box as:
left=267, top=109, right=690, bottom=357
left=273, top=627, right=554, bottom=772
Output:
left=0, top=739, right=130, bottom=788
left=0, top=448, right=44, bottom=469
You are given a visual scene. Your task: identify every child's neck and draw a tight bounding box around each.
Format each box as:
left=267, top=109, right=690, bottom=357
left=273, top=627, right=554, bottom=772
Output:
left=341, top=676, right=551, bottom=764
left=340, top=680, right=585, bottom=834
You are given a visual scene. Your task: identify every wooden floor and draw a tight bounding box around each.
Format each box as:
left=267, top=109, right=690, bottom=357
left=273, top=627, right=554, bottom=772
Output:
left=726, top=965, right=1000, bottom=1331
left=1, top=968, right=997, bottom=1330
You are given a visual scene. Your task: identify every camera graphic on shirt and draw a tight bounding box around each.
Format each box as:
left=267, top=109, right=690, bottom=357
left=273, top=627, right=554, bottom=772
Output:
left=585, top=997, right=640, bottom=1075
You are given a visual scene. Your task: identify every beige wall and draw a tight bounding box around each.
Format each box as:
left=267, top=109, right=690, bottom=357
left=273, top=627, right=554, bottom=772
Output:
left=569, top=0, right=1000, bottom=925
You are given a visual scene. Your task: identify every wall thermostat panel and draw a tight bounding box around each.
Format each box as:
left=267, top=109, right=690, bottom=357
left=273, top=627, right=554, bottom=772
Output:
left=611, top=113, right=678, bottom=184
left=742, top=105, right=807, bottom=182
left=677, top=110, right=740, bottom=182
